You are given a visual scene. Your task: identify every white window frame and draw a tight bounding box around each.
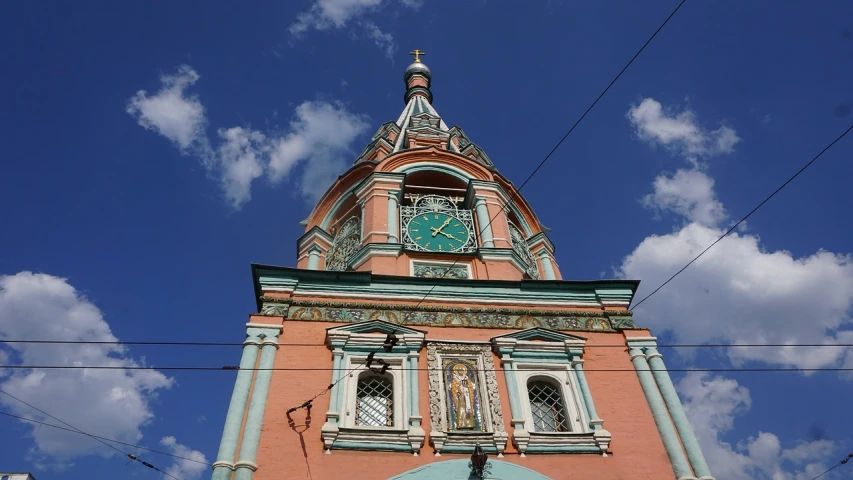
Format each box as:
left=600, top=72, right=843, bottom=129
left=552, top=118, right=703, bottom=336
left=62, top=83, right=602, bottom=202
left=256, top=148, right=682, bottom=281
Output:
left=516, top=365, right=587, bottom=434
left=340, top=355, right=407, bottom=430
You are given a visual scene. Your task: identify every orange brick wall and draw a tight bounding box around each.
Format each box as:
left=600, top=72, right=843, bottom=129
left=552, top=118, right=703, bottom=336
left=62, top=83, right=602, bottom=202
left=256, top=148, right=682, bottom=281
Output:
left=252, top=321, right=675, bottom=479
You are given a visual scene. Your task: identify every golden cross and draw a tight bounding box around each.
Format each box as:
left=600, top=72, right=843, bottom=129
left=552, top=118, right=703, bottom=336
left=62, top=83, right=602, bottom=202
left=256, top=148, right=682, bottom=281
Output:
left=409, top=49, right=425, bottom=63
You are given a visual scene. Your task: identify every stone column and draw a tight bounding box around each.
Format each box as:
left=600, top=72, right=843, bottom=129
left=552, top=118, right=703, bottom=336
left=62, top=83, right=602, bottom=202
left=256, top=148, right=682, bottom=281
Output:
left=211, top=331, right=262, bottom=480
left=629, top=346, right=695, bottom=480
left=474, top=197, right=494, bottom=248
left=537, top=250, right=556, bottom=280
left=647, top=348, right=714, bottom=480
left=571, top=358, right=611, bottom=455
left=387, top=190, right=400, bottom=243
left=233, top=328, right=281, bottom=480
left=406, top=352, right=425, bottom=455
left=306, top=246, right=322, bottom=270
left=499, top=353, right=528, bottom=456
left=321, top=347, right=345, bottom=453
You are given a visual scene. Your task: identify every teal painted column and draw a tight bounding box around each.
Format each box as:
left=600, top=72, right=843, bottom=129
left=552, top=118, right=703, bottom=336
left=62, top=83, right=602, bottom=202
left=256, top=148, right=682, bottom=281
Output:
left=629, top=346, right=695, bottom=480
left=211, top=331, right=261, bottom=480
left=647, top=348, right=715, bottom=480
left=571, top=360, right=600, bottom=427
left=329, top=349, right=345, bottom=415
left=387, top=190, right=399, bottom=243
left=474, top=197, right=494, bottom=248
left=306, top=246, right=321, bottom=270
left=537, top=250, right=556, bottom=280
left=234, top=329, right=281, bottom=480
left=408, top=354, right=419, bottom=418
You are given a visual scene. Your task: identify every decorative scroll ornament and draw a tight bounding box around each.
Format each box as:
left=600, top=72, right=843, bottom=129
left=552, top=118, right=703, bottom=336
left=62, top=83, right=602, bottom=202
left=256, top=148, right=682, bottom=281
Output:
left=508, top=222, right=540, bottom=280
left=401, top=195, right=476, bottom=253
left=325, top=216, right=361, bottom=271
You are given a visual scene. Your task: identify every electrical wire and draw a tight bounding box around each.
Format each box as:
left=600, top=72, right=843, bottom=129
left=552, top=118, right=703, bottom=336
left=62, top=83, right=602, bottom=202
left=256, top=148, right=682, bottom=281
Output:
left=0, top=411, right=212, bottom=467
left=284, top=0, right=687, bottom=413
left=3, top=339, right=853, bottom=348
left=0, top=388, right=181, bottom=479
left=631, top=122, right=853, bottom=310
left=3, top=364, right=852, bottom=373
left=809, top=451, right=852, bottom=480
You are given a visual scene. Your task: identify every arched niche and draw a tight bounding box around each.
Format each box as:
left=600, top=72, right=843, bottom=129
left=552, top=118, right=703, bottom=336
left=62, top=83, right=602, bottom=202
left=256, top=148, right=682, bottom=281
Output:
left=387, top=459, right=552, bottom=480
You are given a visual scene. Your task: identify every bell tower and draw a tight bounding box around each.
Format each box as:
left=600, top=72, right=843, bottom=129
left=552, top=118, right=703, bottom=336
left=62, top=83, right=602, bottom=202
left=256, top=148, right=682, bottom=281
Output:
left=211, top=53, right=716, bottom=480
left=295, top=52, right=559, bottom=282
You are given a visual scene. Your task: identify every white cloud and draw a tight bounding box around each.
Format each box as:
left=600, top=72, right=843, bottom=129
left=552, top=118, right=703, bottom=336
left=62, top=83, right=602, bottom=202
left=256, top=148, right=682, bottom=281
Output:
left=126, top=66, right=210, bottom=158
left=361, top=21, right=397, bottom=60
left=289, top=0, right=383, bottom=34
left=128, top=67, right=370, bottom=208
left=620, top=220, right=853, bottom=369
left=217, top=127, right=268, bottom=208
left=642, top=169, right=727, bottom=227
left=0, top=272, right=173, bottom=461
left=160, top=436, right=208, bottom=480
left=679, top=373, right=836, bottom=480
left=288, top=0, right=420, bottom=59
left=627, top=98, right=741, bottom=165
left=268, top=101, right=370, bottom=200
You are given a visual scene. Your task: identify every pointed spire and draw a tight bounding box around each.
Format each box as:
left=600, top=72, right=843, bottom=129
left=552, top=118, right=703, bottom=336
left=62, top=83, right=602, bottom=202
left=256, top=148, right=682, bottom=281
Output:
left=404, top=48, right=432, bottom=104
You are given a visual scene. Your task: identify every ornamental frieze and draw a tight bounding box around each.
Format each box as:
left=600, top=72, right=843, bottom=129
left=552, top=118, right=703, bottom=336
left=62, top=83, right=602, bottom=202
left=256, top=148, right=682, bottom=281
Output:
left=258, top=297, right=638, bottom=331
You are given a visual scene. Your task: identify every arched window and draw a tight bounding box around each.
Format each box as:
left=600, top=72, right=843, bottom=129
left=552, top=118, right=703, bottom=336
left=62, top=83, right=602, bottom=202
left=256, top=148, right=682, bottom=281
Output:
left=355, top=373, right=394, bottom=427
left=527, top=379, right=570, bottom=432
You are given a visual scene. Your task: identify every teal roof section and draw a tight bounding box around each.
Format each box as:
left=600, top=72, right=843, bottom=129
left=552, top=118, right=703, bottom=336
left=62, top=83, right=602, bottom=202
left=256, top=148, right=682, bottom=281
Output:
left=250, top=264, right=638, bottom=312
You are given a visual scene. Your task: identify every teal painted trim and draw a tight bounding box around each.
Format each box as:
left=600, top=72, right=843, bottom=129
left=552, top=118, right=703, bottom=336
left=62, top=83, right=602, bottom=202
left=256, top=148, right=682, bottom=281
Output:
left=539, top=252, right=557, bottom=280
left=502, top=361, right=523, bottom=420
left=572, top=363, right=599, bottom=428
left=630, top=349, right=693, bottom=479
left=406, top=356, right=413, bottom=418
left=512, top=351, right=571, bottom=361
left=329, top=352, right=344, bottom=421
left=474, top=197, right=494, bottom=248
left=211, top=339, right=260, bottom=480
left=234, top=341, right=279, bottom=480
left=508, top=357, right=570, bottom=364
left=251, top=264, right=640, bottom=312
left=438, top=444, right=499, bottom=454
left=648, top=351, right=713, bottom=478
left=388, top=459, right=553, bottom=480
left=408, top=356, right=420, bottom=418
left=524, top=445, right=602, bottom=453
left=347, top=243, right=403, bottom=270
left=333, top=441, right=412, bottom=452
left=340, top=346, right=412, bottom=355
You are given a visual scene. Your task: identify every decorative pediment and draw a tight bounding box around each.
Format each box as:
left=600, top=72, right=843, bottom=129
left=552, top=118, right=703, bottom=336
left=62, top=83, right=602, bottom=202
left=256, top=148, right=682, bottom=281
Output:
left=327, top=319, right=425, bottom=336
left=492, top=327, right=587, bottom=343
left=325, top=320, right=425, bottom=352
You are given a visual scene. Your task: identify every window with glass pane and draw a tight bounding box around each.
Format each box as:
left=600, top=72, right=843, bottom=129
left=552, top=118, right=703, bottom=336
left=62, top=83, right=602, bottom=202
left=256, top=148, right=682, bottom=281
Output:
left=355, top=374, right=394, bottom=427
left=528, top=380, right=570, bottom=432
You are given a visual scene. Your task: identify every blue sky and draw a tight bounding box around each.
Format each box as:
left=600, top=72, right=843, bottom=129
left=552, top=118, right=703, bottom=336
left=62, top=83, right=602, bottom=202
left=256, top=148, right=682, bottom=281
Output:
left=1, top=1, right=853, bottom=479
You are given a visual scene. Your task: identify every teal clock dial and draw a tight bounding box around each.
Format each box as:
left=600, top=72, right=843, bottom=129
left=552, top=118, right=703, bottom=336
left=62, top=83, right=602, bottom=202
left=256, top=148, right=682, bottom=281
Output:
left=406, top=212, right=471, bottom=252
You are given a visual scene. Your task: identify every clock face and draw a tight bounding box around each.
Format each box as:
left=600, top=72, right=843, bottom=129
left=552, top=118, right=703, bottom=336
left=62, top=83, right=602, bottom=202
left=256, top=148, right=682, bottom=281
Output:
left=405, top=212, right=471, bottom=252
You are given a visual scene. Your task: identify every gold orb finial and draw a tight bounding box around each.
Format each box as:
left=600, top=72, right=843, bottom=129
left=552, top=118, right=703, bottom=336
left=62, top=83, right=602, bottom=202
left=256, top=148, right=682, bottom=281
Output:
left=409, top=49, right=425, bottom=63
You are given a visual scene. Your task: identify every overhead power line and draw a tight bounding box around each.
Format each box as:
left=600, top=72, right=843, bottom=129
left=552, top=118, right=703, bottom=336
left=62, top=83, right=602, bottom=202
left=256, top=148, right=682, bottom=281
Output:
left=0, top=388, right=181, bottom=480
left=2, top=364, right=852, bottom=373
left=284, top=0, right=688, bottom=413
left=809, top=451, right=852, bottom=480
left=631, top=122, right=853, bottom=310
left=3, top=339, right=853, bottom=348
left=0, top=411, right=212, bottom=467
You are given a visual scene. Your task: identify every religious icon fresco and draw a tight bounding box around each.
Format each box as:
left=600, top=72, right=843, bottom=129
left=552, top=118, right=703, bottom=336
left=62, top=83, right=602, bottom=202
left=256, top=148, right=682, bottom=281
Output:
left=443, top=358, right=485, bottom=432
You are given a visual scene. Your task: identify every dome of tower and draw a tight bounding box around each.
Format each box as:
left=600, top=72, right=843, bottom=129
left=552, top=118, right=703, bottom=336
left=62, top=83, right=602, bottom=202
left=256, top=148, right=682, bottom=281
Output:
left=404, top=60, right=431, bottom=80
